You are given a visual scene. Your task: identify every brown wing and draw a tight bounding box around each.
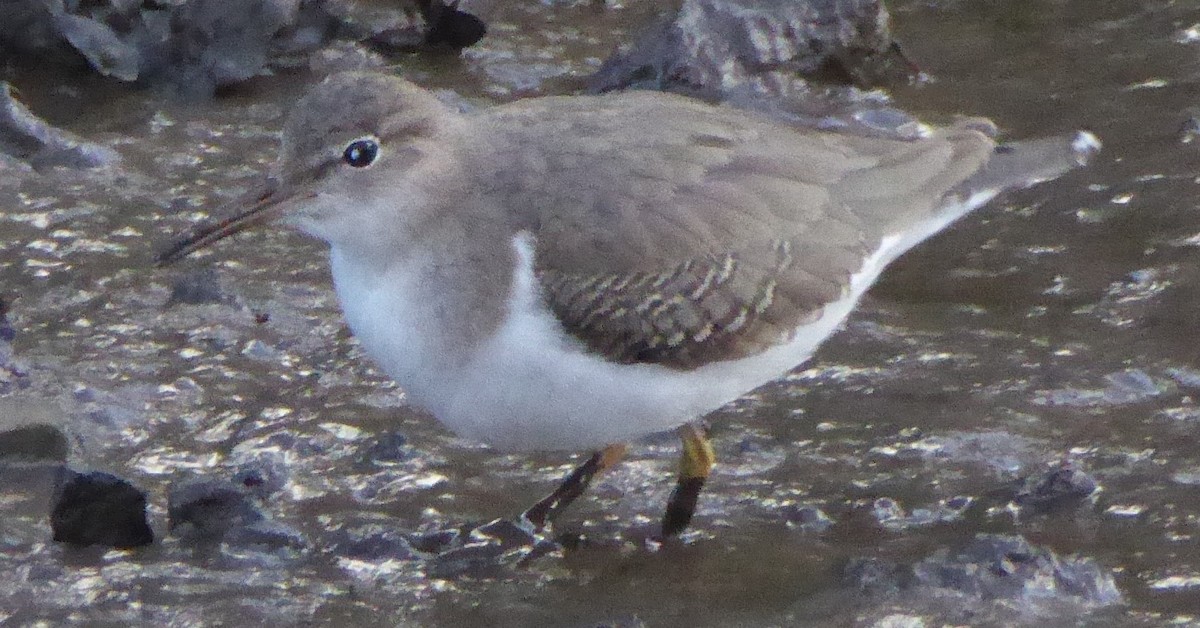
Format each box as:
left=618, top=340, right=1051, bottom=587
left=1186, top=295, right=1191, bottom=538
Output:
left=476, top=92, right=995, bottom=369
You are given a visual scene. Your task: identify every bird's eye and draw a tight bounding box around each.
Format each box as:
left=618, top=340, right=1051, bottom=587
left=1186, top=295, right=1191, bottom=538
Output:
left=343, top=138, right=380, bottom=168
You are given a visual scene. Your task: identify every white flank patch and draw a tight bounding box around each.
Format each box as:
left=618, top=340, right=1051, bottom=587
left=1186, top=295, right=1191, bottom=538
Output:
left=333, top=190, right=1001, bottom=452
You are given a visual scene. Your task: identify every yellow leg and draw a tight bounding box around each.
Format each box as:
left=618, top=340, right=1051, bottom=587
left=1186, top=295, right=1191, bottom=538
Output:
left=662, top=423, right=715, bottom=537
left=678, top=423, right=716, bottom=479
left=523, top=443, right=627, bottom=530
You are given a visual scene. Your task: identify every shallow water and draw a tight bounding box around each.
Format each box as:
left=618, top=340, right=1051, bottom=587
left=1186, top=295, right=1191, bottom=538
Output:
left=2, top=0, right=1200, bottom=625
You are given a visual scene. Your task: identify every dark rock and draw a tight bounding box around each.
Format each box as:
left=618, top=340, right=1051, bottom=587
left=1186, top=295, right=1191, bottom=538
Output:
left=419, top=0, right=486, bottom=49
left=942, top=495, right=975, bottom=517
left=407, top=527, right=462, bottom=554
left=411, top=518, right=558, bottom=578
left=225, top=519, right=307, bottom=549
left=166, top=268, right=235, bottom=306
left=0, top=81, right=120, bottom=170
left=0, top=296, right=14, bottom=343
left=159, top=0, right=308, bottom=98
left=0, top=399, right=72, bottom=461
left=231, top=457, right=289, bottom=497
left=168, top=477, right=265, bottom=540
left=470, top=517, right=538, bottom=547
left=50, top=469, right=153, bottom=548
left=781, top=503, right=834, bottom=532
left=345, top=0, right=487, bottom=51
left=329, top=524, right=416, bottom=559
left=322, top=1, right=425, bottom=51
left=424, top=540, right=510, bottom=579
left=362, top=431, right=409, bottom=464
left=1014, top=463, right=1099, bottom=514
left=168, top=468, right=303, bottom=549
left=0, top=423, right=69, bottom=463
left=0, top=1, right=82, bottom=63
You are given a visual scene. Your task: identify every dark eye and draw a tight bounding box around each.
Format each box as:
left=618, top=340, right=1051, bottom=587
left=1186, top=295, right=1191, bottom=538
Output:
left=343, top=138, right=379, bottom=168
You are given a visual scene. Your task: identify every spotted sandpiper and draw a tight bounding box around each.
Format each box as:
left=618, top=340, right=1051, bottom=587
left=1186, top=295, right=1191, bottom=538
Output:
left=160, top=72, right=1099, bottom=537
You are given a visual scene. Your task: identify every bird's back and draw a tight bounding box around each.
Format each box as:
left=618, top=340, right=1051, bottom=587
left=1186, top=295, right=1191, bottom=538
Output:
left=467, top=91, right=1004, bottom=369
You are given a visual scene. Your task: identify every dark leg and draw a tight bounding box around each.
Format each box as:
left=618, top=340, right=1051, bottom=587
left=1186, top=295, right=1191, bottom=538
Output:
left=661, top=423, right=715, bottom=537
left=523, top=443, right=627, bottom=530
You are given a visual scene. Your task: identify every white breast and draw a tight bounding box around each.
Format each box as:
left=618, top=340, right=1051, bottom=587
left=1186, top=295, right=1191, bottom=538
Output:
left=329, top=190, right=999, bottom=452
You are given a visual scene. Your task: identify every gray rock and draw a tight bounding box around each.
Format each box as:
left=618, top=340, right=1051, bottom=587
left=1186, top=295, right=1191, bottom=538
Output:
left=0, top=81, right=121, bottom=170
left=844, top=556, right=906, bottom=595
left=161, top=0, right=304, bottom=98
left=0, top=0, right=486, bottom=97
left=913, top=534, right=1122, bottom=607
left=307, top=41, right=388, bottom=75
left=843, top=533, right=1123, bottom=624
left=590, top=0, right=902, bottom=94
left=53, top=12, right=140, bottom=81
left=586, top=0, right=918, bottom=136
left=0, top=300, right=30, bottom=395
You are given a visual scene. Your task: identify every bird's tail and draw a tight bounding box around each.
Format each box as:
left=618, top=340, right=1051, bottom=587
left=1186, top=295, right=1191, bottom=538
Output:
left=959, top=129, right=1102, bottom=195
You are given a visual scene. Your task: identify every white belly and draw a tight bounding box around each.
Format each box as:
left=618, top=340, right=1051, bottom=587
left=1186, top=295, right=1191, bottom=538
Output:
left=329, top=191, right=997, bottom=452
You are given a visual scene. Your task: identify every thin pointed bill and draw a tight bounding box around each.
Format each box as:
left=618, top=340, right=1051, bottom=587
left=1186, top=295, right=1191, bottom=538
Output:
left=156, top=177, right=312, bottom=266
